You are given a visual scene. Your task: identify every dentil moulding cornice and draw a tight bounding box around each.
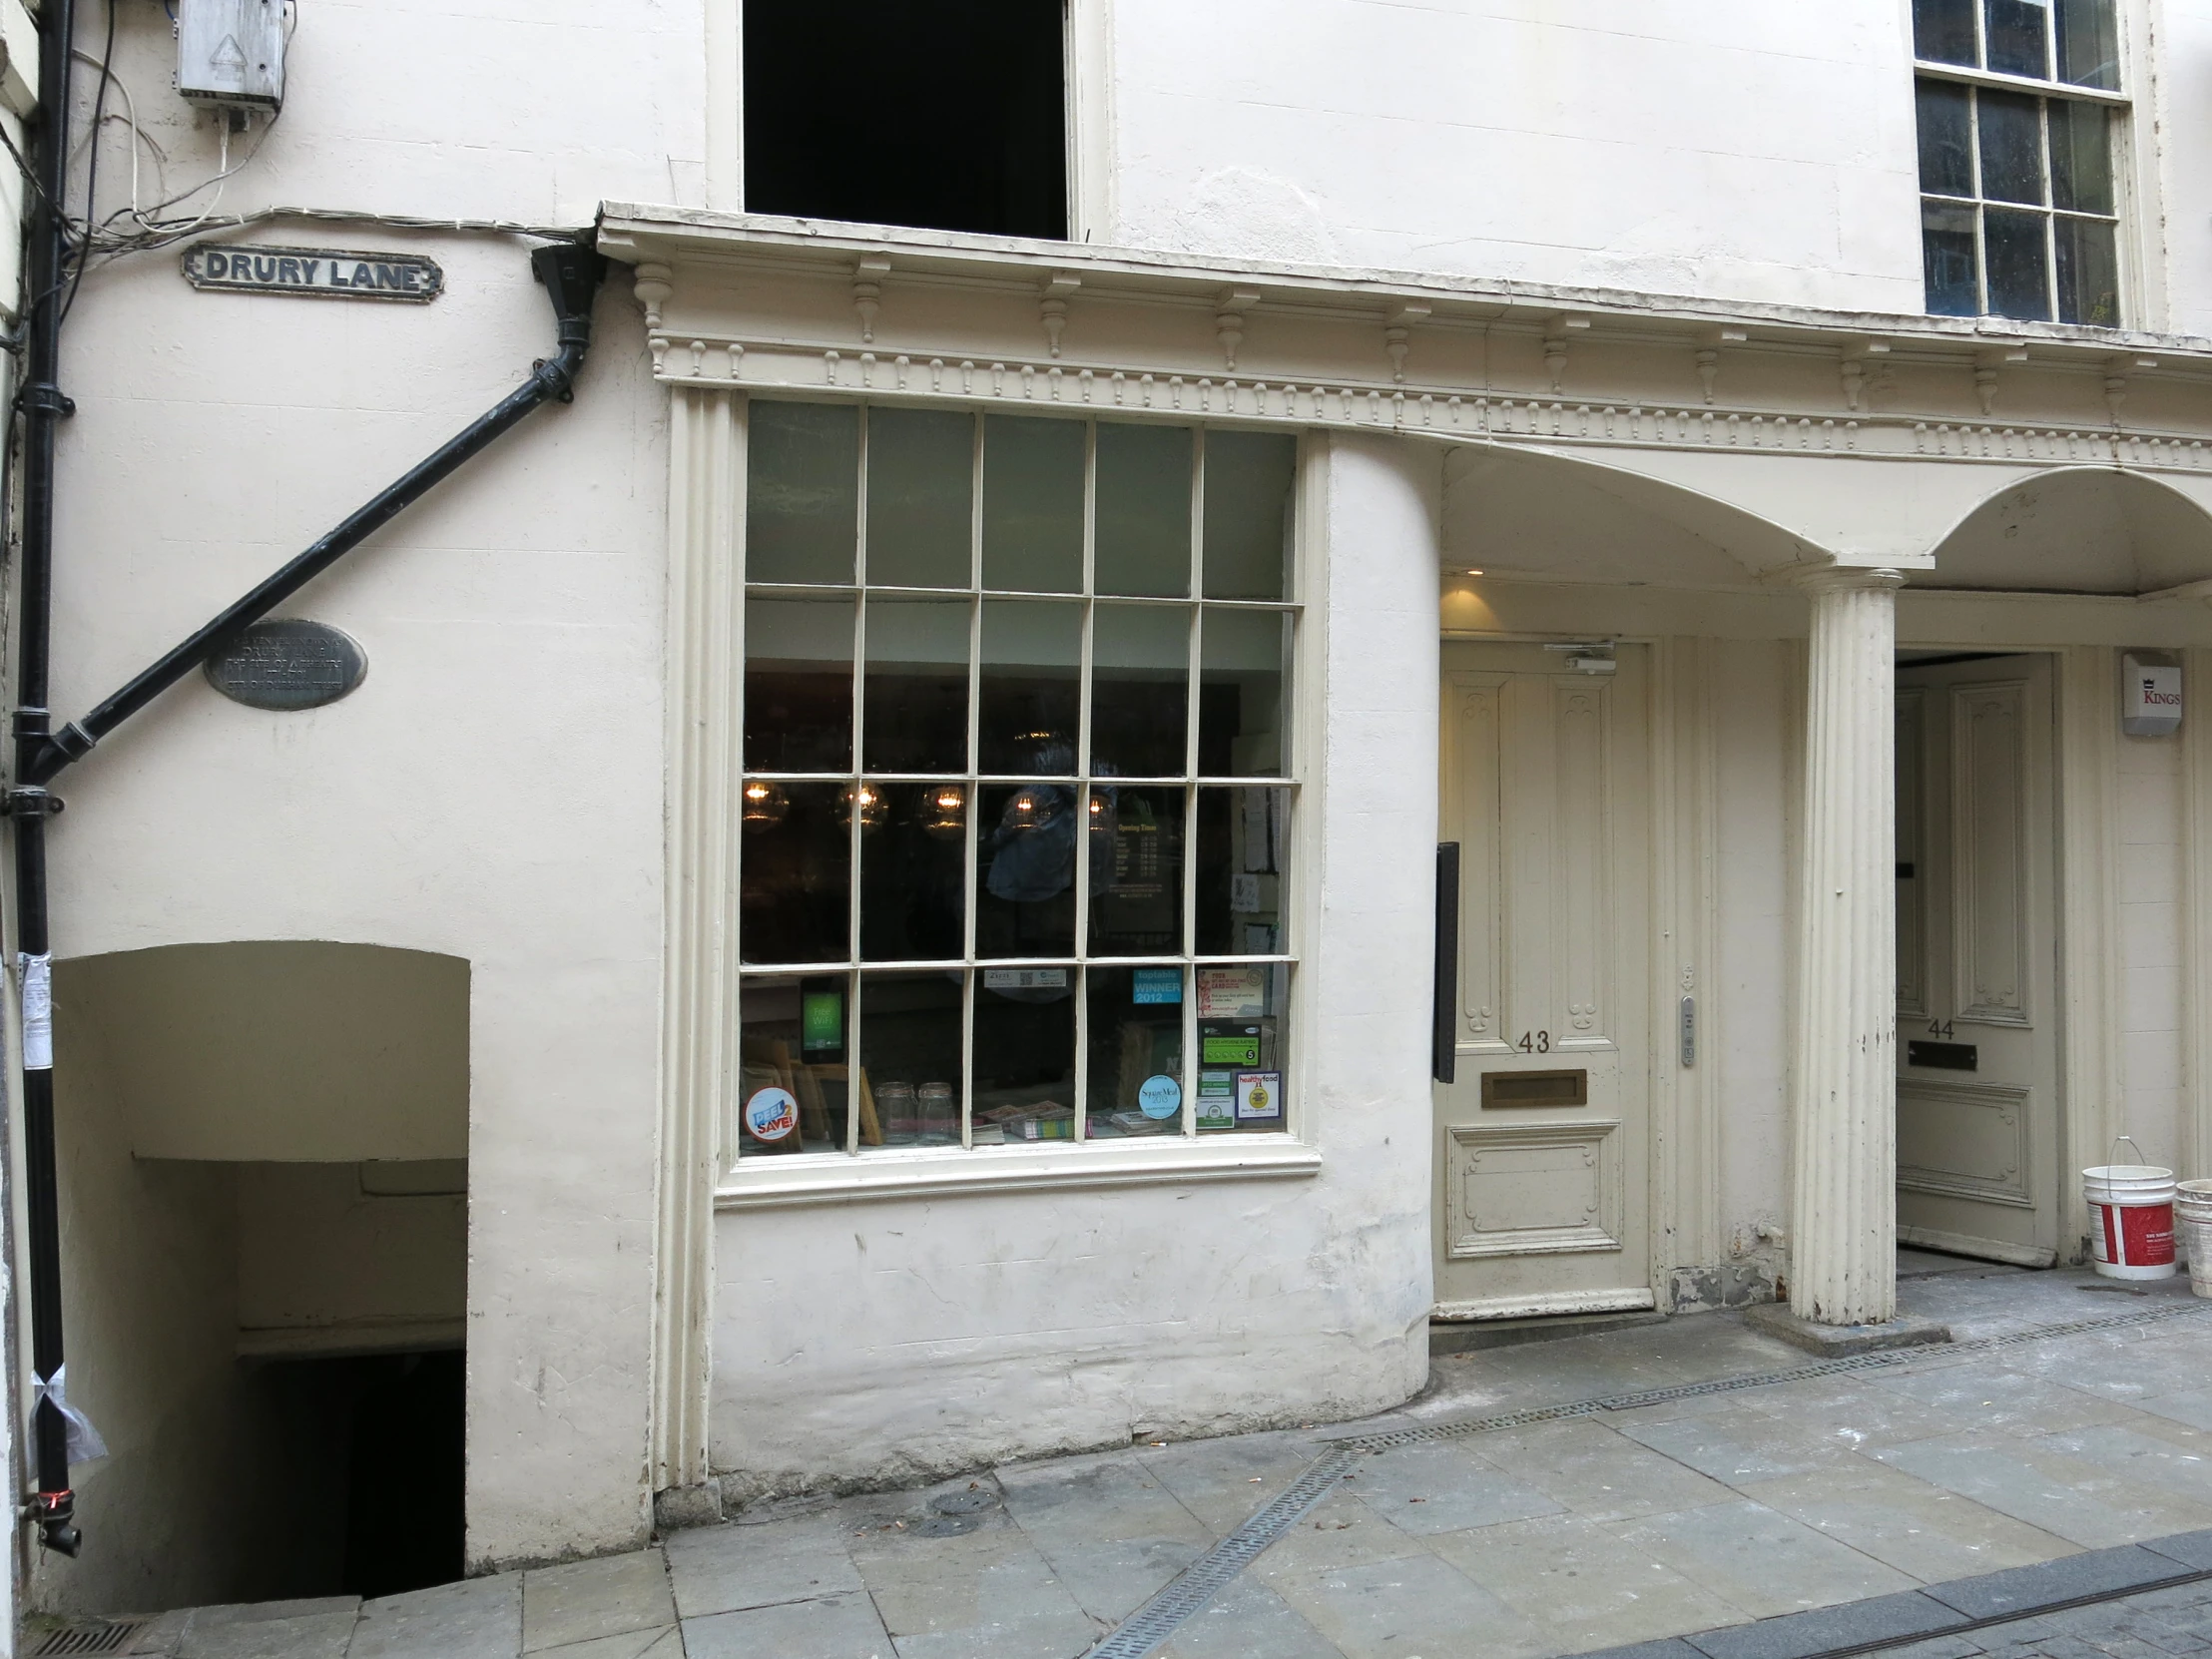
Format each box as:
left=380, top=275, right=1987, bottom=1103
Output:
left=598, top=206, right=2212, bottom=476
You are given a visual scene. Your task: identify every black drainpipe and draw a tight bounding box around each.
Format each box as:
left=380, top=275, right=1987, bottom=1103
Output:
left=15, top=0, right=83, bottom=1558
left=6, top=12, right=605, bottom=1547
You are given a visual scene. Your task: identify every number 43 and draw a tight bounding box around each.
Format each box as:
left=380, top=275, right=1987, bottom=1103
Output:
left=1516, top=1031, right=1551, bottom=1054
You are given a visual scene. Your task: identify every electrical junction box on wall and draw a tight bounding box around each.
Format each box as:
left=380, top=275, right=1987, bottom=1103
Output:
left=178, top=0, right=284, bottom=111
left=2122, top=653, right=2183, bottom=737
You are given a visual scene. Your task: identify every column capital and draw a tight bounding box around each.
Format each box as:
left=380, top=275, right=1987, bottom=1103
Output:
left=1788, top=563, right=1906, bottom=597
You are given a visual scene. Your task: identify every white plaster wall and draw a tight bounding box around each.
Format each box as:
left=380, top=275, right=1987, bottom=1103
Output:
left=37, top=0, right=697, bottom=1568
left=2148, top=0, right=2212, bottom=336
left=235, top=1165, right=465, bottom=1338
left=2116, top=729, right=2188, bottom=1172
left=35, top=985, right=361, bottom=1617
left=705, top=431, right=1438, bottom=1490
left=1106, top=0, right=1925, bottom=310
left=38, top=993, right=242, bottom=1616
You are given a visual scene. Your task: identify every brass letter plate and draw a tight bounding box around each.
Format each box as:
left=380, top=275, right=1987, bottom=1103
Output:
left=1480, top=1069, right=1588, bottom=1109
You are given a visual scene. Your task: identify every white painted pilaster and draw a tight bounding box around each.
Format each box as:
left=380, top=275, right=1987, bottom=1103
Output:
left=2059, top=646, right=2127, bottom=1252
left=1789, top=568, right=1904, bottom=1326
left=651, top=385, right=745, bottom=1496
left=2185, top=649, right=2212, bottom=1186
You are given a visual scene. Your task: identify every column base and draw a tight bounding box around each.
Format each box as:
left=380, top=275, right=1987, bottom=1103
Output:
left=653, top=1478, right=725, bottom=1532
left=1744, top=1302, right=1951, bottom=1357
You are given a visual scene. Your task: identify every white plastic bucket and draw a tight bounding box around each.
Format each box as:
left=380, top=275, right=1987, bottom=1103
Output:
left=2084, top=1142, right=2177, bottom=1281
left=2177, top=1180, right=2212, bottom=1298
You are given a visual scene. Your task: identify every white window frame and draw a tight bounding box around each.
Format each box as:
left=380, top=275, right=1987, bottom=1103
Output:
left=727, top=397, right=1310, bottom=1185
left=1912, top=0, right=2138, bottom=327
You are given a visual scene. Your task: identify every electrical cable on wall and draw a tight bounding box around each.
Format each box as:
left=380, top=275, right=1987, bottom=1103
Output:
left=0, top=0, right=586, bottom=335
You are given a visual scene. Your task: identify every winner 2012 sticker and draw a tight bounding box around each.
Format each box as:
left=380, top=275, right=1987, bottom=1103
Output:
left=744, top=1086, right=800, bottom=1142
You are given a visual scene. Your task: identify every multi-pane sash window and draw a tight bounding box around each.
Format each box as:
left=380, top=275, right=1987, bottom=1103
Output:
left=1913, top=0, right=2123, bottom=325
left=735, top=401, right=1299, bottom=1161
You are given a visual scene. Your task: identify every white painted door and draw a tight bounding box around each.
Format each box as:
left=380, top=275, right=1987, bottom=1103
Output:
left=1895, top=654, right=2061, bottom=1268
left=1433, top=642, right=1653, bottom=1320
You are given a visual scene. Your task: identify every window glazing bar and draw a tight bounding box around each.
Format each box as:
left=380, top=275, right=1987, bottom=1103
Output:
left=1916, top=61, right=2128, bottom=104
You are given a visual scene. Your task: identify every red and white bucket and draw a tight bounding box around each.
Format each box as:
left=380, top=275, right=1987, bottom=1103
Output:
left=2083, top=1141, right=2177, bottom=1281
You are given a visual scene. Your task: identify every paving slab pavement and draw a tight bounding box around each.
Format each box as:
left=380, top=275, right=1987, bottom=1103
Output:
left=47, top=1263, right=2212, bottom=1659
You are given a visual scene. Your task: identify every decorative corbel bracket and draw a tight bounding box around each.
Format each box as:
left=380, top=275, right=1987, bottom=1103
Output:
left=1840, top=338, right=1891, bottom=413
left=2104, top=353, right=2157, bottom=423
left=633, top=263, right=674, bottom=377
left=853, top=256, right=891, bottom=345
left=1384, top=302, right=1430, bottom=383
left=1039, top=272, right=1082, bottom=358
left=1972, top=345, right=2028, bottom=417
left=1696, top=325, right=1747, bottom=406
left=1216, top=288, right=1262, bottom=370
left=1542, top=314, right=1590, bottom=394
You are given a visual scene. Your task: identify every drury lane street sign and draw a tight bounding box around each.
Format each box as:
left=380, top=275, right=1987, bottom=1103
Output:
left=183, top=244, right=444, bottom=302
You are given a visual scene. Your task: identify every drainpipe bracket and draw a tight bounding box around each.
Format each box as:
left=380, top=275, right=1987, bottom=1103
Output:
left=531, top=356, right=577, bottom=403
left=3, top=787, right=62, bottom=818
left=18, top=382, right=71, bottom=418
left=21, top=1487, right=79, bottom=1556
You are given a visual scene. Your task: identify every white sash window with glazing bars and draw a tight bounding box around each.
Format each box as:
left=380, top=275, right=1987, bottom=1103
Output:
left=1912, top=0, right=2125, bottom=325
left=734, top=400, right=1299, bottom=1162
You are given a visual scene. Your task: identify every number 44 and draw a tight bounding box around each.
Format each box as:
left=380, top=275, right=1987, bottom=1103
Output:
left=1928, top=1020, right=1954, bottom=1039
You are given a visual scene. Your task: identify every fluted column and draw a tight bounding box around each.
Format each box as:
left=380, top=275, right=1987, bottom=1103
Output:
left=1790, top=566, right=1905, bottom=1326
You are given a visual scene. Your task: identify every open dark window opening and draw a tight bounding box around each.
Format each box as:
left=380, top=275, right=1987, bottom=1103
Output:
left=744, top=0, right=1069, bottom=240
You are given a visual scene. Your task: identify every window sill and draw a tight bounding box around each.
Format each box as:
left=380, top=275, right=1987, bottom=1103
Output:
left=714, top=1134, right=1322, bottom=1210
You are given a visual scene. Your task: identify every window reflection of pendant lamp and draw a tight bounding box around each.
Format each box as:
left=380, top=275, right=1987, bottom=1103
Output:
left=921, top=785, right=966, bottom=839
left=841, top=783, right=888, bottom=832
left=1004, top=786, right=1059, bottom=830
left=741, top=779, right=789, bottom=830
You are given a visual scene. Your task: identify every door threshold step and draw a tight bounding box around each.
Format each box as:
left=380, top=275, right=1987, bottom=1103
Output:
left=1429, top=1307, right=1667, bottom=1357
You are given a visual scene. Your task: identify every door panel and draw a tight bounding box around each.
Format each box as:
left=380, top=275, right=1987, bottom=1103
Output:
left=1895, top=654, right=2059, bottom=1267
left=1435, top=642, right=1651, bottom=1319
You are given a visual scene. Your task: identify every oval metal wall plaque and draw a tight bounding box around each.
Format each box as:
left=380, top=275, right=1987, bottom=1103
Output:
left=205, top=620, right=366, bottom=711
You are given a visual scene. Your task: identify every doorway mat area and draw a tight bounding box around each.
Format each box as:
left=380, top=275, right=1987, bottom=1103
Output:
left=1579, top=1532, right=2212, bottom=1659
left=1429, top=1308, right=1670, bottom=1358
left=1087, top=1295, right=2212, bottom=1659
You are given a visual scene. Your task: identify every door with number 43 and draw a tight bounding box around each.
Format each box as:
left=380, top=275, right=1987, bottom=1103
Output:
left=1433, top=641, right=1653, bottom=1321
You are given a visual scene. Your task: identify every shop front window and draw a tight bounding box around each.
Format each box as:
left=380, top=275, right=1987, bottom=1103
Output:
left=735, top=402, right=1299, bottom=1159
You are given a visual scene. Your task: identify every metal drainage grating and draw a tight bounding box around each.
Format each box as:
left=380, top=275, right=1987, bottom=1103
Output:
left=1086, top=1449, right=1360, bottom=1659
left=33, top=1622, right=143, bottom=1657
left=1086, top=1298, right=2212, bottom=1659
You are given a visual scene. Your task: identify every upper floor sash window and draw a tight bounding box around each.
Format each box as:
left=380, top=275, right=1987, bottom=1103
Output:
left=1913, top=0, right=2124, bottom=326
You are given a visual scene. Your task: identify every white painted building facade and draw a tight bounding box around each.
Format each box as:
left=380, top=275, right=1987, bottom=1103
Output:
left=18, top=0, right=2212, bottom=1626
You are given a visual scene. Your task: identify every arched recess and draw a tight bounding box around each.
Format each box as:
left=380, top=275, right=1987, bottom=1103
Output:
left=1918, top=467, right=2212, bottom=595
left=1441, top=443, right=1816, bottom=587
left=59, top=939, right=467, bottom=1161
left=35, top=941, right=471, bottom=1620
